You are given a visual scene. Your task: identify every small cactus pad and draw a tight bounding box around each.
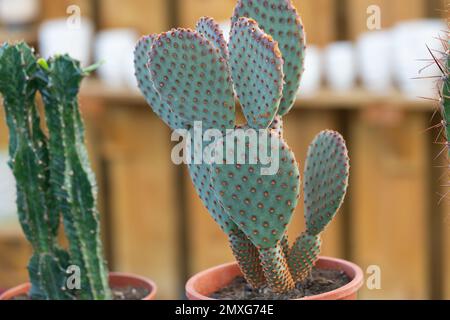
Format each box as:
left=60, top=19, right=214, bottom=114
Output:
left=259, top=244, right=295, bottom=292
left=196, top=17, right=230, bottom=60
left=149, top=29, right=235, bottom=131
left=288, top=232, right=321, bottom=282
left=134, top=35, right=188, bottom=130
left=211, top=129, right=300, bottom=249
left=229, top=229, right=266, bottom=287
left=304, top=130, right=349, bottom=236
left=229, top=17, right=284, bottom=129
left=232, top=0, right=306, bottom=116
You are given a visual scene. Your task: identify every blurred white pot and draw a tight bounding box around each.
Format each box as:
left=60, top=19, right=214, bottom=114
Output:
left=39, top=18, right=94, bottom=66
left=298, top=45, right=322, bottom=96
left=95, top=29, right=139, bottom=88
left=324, top=41, right=356, bottom=92
left=357, top=30, right=393, bottom=95
left=392, top=19, right=446, bottom=99
left=0, top=0, right=40, bottom=25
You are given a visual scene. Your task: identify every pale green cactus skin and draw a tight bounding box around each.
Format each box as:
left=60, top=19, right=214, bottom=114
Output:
left=135, top=0, right=350, bottom=294
left=0, top=43, right=111, bottom=300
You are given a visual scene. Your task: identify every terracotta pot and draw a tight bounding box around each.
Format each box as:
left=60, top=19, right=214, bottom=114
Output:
left=0, top=272, right=157, bottom=300
left=186, top=256, right=364, bottom=300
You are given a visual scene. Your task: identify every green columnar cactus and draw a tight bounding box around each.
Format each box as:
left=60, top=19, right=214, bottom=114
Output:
left=38, top=56, right=111, bottom=300
left=0, top=43, right=111, bottom=300
left=135, top=0, right=350, bottom=294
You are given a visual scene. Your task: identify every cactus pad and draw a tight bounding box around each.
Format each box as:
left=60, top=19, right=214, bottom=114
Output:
left=288, top=232, right=321, bottom=282
left=211, top=129, right=300, bottom=249
left=149, top=29, right=235, bottom=131
left=187, top=136, right=266, bottom=286
left=196, top=17, right=230, bottom=60
left=134, top=35, right=188, bottom=130
left=229, top=17, right=284, bottom=129
left=259, top=245, right=295, bottom=292
left=232, top=0, right=306, bottom=116
left=229, top=229, right=266, bottom=287
left=303, top=130, right=349, bottom=236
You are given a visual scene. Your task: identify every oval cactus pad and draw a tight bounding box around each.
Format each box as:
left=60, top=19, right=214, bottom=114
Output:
left=134, top=35, right=188, bottom=130
left=149, top=29, right=235, bottom=131
left=211, top=129, right=300, bottom=248
left=196, top=17, right=230, bottom=60
left=229, top=17, right=284, bottom=129
left=304, top=130, right=350, bottom=236
left=288, top=232, right=322, bottom=282
left=232, top=0, right=306, bottom=116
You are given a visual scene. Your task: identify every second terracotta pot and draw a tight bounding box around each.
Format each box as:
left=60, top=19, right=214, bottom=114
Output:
left=186, top=256, right=364, bottom=300
left=0, top=272, right=157, bottom=300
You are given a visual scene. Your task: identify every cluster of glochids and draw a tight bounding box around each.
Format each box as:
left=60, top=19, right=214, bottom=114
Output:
left=134, top=0, right=350, bottom=293
left=0, top=43, right=110, bottom=300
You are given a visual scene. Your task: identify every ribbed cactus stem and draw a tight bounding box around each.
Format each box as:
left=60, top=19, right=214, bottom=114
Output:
left=0, top=43, right=72, bottom=300
left=39, top=56, right=111, bottom=300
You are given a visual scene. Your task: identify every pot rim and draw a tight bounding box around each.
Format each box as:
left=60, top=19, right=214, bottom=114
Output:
left=186, top=256, right=364, bottom=300
left=0, top=271, right=157, bottom=300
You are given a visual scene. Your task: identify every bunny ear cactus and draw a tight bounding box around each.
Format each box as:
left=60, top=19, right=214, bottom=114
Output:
left=0, top=42, right=111, bottom=300
left=135, top=0, right=350, bottom=295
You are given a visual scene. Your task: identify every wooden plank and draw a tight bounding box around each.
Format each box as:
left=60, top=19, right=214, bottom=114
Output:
left=80, top=80, right=436, bottom=111
left=349, top=109, right=429, bottom=299
left=346, top=0, right=426, bottom=40
left=0, top=235, right=32, bottom=290
left=293, top=0, right=336, bottom=47
left=284, top=109, right=344, bottom=258
left=178, top=0, right=236, bottom=28
left=98, top=0, right=169, bottom=34
left=104, top=106, right=179, bottom=299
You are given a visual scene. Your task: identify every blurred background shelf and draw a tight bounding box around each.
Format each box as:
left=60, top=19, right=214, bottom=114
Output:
left=0, top=0, right=448, bottom=300
left=80, top=79, right=436, bottom=110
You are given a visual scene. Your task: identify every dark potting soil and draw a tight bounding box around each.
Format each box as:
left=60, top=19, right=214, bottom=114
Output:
left=211, top=268, right=350, bottom=300
left=12, top=286, right=150, bottom=300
